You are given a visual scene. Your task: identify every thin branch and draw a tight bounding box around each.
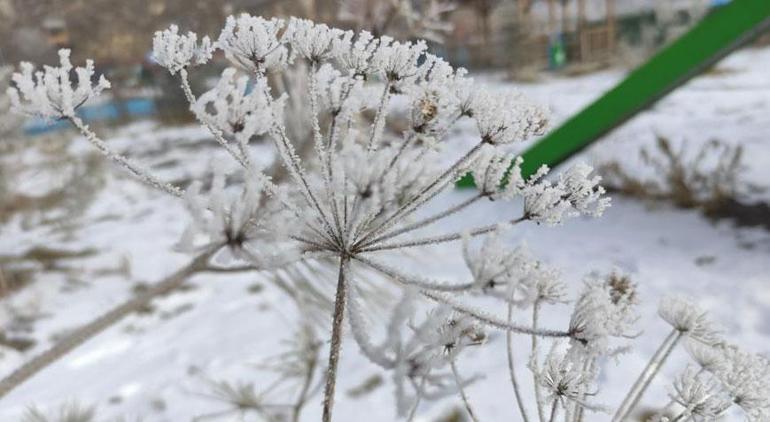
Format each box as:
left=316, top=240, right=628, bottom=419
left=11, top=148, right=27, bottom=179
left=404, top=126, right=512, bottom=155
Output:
left=359, top=216, right=527, bottom=253
left=368, top=192, right=485, bottom=246
left=356, top=142, right=486, bottom=247
left=68, top=116, right=183, bottom=197
left=450, top=359, right=480, bottom=422
left=366, top=80, right=393, bottom=153
left=507, top=303, right=531, bottom=422
left=547, top=398, right=560, bottom=422
left=612, top=329, right=683, bottom=422
left=406, top=376, right=427, bottom=422
left=420, top=291, right=570, bottom=338
left=532, top=300, right=546, bottom=422
left=179, top=69, right=250, bottom=169
left=354, top=255, right=475, bottom=292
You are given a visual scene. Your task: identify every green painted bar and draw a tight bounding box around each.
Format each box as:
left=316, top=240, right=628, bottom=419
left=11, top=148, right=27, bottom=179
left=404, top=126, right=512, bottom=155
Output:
left=457, top=0, right=770, bottom=188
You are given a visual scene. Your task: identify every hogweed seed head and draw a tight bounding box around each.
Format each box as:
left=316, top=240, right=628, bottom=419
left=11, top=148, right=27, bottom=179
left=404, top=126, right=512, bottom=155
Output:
left=217, top=14, right=288, bottom=73
left=191, top=68, right=277, bottom=145
left=152, top=25, right=214, bottom=74
left=669, top=366, right=732, bottom=419
left=7, top=49, right=110, bottom=119
left=658, top=295, right=722, bottom=345
left=569, top=271, right=639, bottom=357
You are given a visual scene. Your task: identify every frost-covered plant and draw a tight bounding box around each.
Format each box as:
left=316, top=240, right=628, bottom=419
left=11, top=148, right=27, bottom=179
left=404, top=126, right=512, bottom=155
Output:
left=6, top=15, right=764, bottom=422
left=22, top=402, right=96, bottom=422
left=599, top=136, right=764, bottom=216
left=0, top=66, right=24, bottom=140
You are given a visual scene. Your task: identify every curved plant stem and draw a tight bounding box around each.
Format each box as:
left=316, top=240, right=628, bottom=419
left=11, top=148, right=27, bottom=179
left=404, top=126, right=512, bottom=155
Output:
left=547, top=398, right=560, bottom=422
left=450, top=359, right=480, bottom=422
left=612, top=329, right=683, bottom=422
left=68, top=116, right=183, bottom=197
left=406, top=376, right=427, bottom=422
left=531, top=301, right=546, bottom=422
left=0, top=250, right=214, bottom=400
left=322, top=255, right=351, bottom=422
left=507, top=303, right=531, bottom=422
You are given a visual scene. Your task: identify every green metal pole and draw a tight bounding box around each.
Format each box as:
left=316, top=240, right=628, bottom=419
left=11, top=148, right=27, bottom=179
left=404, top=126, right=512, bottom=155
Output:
left=458, top=0, right=770, bottom=187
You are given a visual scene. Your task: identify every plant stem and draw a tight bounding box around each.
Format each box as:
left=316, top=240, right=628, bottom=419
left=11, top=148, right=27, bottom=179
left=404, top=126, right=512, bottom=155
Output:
left=322, top=255, right=351, bottom=422
left=367, top=193, right=485, bottom=246
left=68, top=116, right=183, bottom=197
left=612, top=329, right=683, bottom=422
left=406, top=376, right=427, bottom=422
left=0, top=251, right=214, bottom=400
left=507, top=303, right=531, bottom=422
left=531, top=301, right=547, bottom=422
left=450, top=359, right=480, bottom=422
left=292, top=333, right=318, bottom=422
left=547, top=398, right=560, bottom=422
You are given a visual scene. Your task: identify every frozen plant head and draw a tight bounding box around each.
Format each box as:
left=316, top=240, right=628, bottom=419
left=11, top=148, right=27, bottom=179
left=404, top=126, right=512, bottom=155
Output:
left=669, top=366, right=732, bottom=419
left=7, top=49, right=110, bottom=119
left=177, top=168, right=292, bottom=266
left=152, top=25, right=214, bottom=75
left=658, top=295, right=722, bottom=345
left=287, top=18, right=348, bottom=63
left=714, top=344, right=770, bottom=420
left=191, top=68, right=278, bottom=147
left=217, top=14, right=288, bottom=74
left=538, top=346, right=607, bottom=413
left=568, top=270, right=639, bottom=357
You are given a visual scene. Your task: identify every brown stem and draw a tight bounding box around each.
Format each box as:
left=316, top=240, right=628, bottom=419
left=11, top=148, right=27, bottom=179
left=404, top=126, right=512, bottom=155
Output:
left=322, top=255, right=350, bottom=422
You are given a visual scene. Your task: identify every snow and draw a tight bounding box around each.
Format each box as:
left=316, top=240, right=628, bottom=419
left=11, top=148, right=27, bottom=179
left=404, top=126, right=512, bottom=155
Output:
left=1, top=46, right=769, bottom=421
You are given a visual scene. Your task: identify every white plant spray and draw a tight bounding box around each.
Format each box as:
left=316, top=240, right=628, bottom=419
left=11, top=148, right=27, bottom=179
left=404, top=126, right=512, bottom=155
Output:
left=5, top=16, right=768, bottom=422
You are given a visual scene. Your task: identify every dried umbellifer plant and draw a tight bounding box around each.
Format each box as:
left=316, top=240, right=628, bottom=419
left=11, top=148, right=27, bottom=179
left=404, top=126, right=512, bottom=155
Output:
left=600, top=136, right=764, bottom=215
left=4, top=15, right=768, bottom=422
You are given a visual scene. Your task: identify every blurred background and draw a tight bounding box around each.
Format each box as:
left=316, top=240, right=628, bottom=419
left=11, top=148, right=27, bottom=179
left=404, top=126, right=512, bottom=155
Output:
left=0, top=0, right=768, bottom=420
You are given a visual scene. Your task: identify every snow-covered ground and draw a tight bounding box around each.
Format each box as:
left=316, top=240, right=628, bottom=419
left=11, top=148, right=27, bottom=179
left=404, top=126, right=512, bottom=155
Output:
left=1, top=46, right=768, bottom=421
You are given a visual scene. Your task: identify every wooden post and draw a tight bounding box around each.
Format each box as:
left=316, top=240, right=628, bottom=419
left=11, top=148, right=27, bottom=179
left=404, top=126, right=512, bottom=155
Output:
left=548, top=0, right=557, bottom=35
left=578, top=0, right=587, bottom=61
left=607, top=0, right=617, bottom=52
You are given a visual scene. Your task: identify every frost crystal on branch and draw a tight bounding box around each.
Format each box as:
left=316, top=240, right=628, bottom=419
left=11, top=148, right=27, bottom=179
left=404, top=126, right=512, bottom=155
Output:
left=191, top=68, right=276, bottom=148
left=505, top=160, right=611, bottom=225
left=7, top=49, right=110, bottom=119
left=177, top=169, right=289, bottom=266
left=659, top=295, right=722, bottom=345
left=568, top=271, right=639, bottom=356
left=217, top=14, right=288, bottom=73
left=471, top=90, right=548, bottom=145
left=287, top=19, right=348, bottom=63
left=715, top=345, right=770, bottom=420
left=152, top=25, right=214, bottom=74
left=669, top=367, right=732, bottom=419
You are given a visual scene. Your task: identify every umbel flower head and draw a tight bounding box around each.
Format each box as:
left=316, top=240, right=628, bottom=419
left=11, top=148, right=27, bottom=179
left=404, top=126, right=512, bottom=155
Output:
left=7, top=15, right=614, bottom=421
left=217, top=14, right=288, bottom=73
left=7, top=49, right=110, bottom=119
left=714, top=344, right=770, bottom=420
left=669, top=366, right=732, bottom=419
left=568, top=271, right=639, bottom=356
left=152, top=24, right=214, bottom=74
left=191, top=68, right=278, bottom=147
left=658, top=295, right=722, bottom=345
left=538, top=347, right=607, bottom=413
left=176, top=167, right=290, bottom=266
